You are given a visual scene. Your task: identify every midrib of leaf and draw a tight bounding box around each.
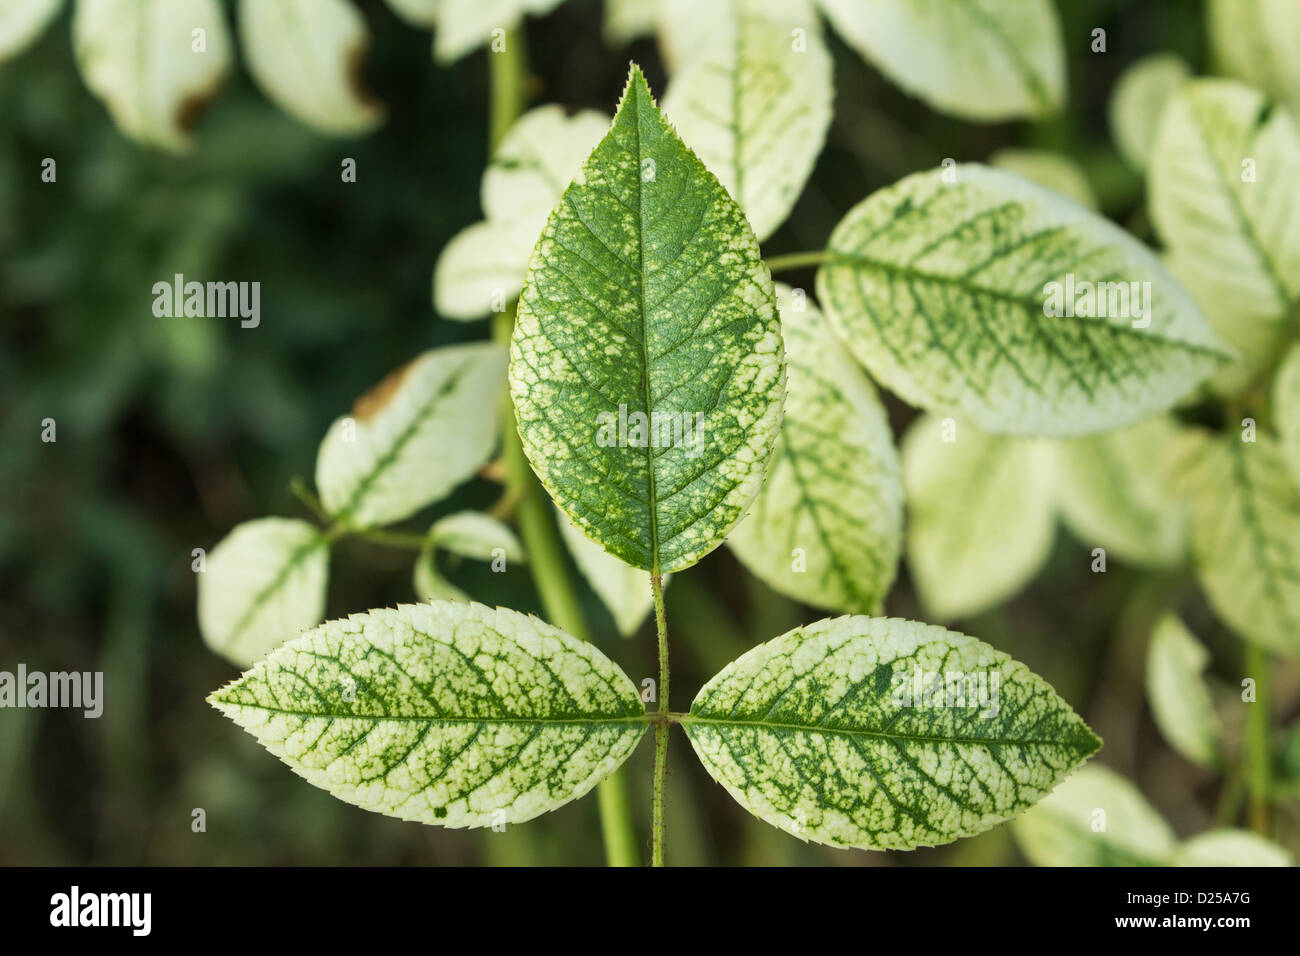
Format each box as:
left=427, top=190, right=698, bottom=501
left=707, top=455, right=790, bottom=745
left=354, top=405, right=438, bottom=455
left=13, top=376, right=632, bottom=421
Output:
left=336, top=360, right=471, bottom=520
left=226, top=534, right=325, bottom=657
left=826, top=250, right=1230, bottom=361
left=954, top=0, right=1053, bottom=113
left=220, top=704, right=653, bottom=727
left=681, top=714, right=1086, bottom=749
left=1188, top=97, right=1292, bottom=310
left=629, top=80, right=663, bottom=575
left=1225, top=441, right=1300, bottom=636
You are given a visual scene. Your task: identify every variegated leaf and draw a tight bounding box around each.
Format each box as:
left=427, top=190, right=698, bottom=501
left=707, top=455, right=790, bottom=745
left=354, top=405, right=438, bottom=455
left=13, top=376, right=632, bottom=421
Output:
left=684, top=615, right=1100, bottom=850
left=210, top=602, right=648, bottom=826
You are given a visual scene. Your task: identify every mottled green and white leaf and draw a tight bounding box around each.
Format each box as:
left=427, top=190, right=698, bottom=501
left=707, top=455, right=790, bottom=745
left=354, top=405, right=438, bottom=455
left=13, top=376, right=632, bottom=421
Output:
left=661, top=0, right=832, bottom=241
left=510, top=66, right=784, bottom=573
left=990, top=148, right=1096, bottom=209
left=816, top=0, right=1064, bottom=121
left=1150, top=80, right=1300, bottom=325
left=435, top=0, right=563, bottom=63
left=1012, top=764, right=1176, bottom=866
left=1208, top=0, right=1300, bottom=116
left=1145, top=615, right=1221, bottom=768
left=198, top=518, right=329, bottom=667
left=818, top=165, right=1226, bottom=436
left=316, top=343, right=506, bottom=528
left=1173, top=432, right=1300, bottom=655
left=435, top=106, right=609, bottom=319
left=728, top=284, right=901, bottom=614
left=1109, top=52, right=1190, bottom=171
left=209, top=602, right=647, bottom=827
left=902, top=414, right=1055, bottom=620
left=1053, top=415, right=1187, bottom=567
left=684, top=615, right=1100, bottom=850
left=1276, top=342, right=1300, bottom=485
left=238, top=0, right=385, bottom=137
left=1174, top=830, right=1292, bottom=867
left=73, top=0, right=232, bottom=151
left=0, top=0, right=61, bottom=60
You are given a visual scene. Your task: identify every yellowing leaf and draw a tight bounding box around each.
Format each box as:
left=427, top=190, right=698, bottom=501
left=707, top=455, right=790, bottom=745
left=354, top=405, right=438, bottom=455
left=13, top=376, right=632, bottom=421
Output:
left=902, top=414, right=1055, bottom=620
left=198, top=518, right=329, bottom=667
left=73, top=0, right=232, bottom=151
left=728, top=283, right=902, bottom=614
left=238, top=0, right=385, bottom=136
left=316, top=343, right=506, bottom=528
left=1145, top=615, right=1221, bottom=768
left=817, top=0, right=1064, bottom=121
left=661, top=0, right=832, bottom=241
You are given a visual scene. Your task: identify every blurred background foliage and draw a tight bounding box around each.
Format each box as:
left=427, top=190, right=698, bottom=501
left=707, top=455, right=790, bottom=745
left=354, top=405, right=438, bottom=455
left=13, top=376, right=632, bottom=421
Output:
left=1, top=0, right=1296, bottom=866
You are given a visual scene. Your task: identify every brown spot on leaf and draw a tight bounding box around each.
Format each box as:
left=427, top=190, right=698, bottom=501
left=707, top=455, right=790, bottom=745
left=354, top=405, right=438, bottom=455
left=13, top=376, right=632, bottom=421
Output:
left=353, top=360, right=415, bottom=422
left=346, top=42, right=384, bottom=114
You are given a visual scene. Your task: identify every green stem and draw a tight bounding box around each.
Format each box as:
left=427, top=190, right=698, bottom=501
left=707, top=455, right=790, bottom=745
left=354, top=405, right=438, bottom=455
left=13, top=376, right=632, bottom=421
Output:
left=490, top=309, right=641, bottom=867
left=764, top=250, right=831, bottom=274
left=488, top=26, right=526, bottom=151
left=347, top=527, right=429, bottom=550
left=651, top=573, right=669, bottom=868
left=1244, top=642, right=1272, bottom=834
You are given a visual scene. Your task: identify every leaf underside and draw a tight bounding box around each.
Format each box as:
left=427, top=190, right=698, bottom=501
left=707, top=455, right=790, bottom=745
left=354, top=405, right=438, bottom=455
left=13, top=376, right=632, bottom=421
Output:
left=684, top=615, right=1100, bottom=851
left=209, top=602, right=647, bottom=828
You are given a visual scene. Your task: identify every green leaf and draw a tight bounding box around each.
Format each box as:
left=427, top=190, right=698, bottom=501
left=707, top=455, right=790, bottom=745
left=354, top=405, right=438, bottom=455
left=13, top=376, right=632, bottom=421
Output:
left=0, top=0, right=61, bottom=60
left=727, top=283, right=902, bottom=614
left=817, top=164, right=1226, bottom=437
left=209, top=602, right=647, bottom=826
left=1053, top=415, right=1187, bottom=568
left=434, top=0, right=563, bottom=63
left=902, top=414, right=1055, bottom=620
left=661, top=0, right=832, bottom=241
left=989, top=148, right=1097, bottom=210
left=1149, top=79, right=1300, bottom=325
left=315, top=343, right=506, bottom=528
left=683, top=615, right=1100, bottom=851
left=1173, top=830, right=1293, bottom=867
left=238, top=0, right=385, bottom=137
left=434, top=106, right=610, bottom=320
left=510, top=65, right=785, bottom=573
left=1011, top=764, right=1177, bottom=866
left=1173, top=432, right=1300, bottom=655
left=1108, top=52, right=1190, bottom=172
left=198, top=518, right=329, bottom=667
left=1276, top=342, right=1300, bottom=486
left=73, top=0, right=232, bottom=151
left=556, top=506, right=666, bottom=638
left=816, top=0, right=1064, bottom=122
left=1208, top=0, right=1300, bottom=117
left=430, top=511, right=524, bottom=563
left=1145, top=615, right=1222, bottom=768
